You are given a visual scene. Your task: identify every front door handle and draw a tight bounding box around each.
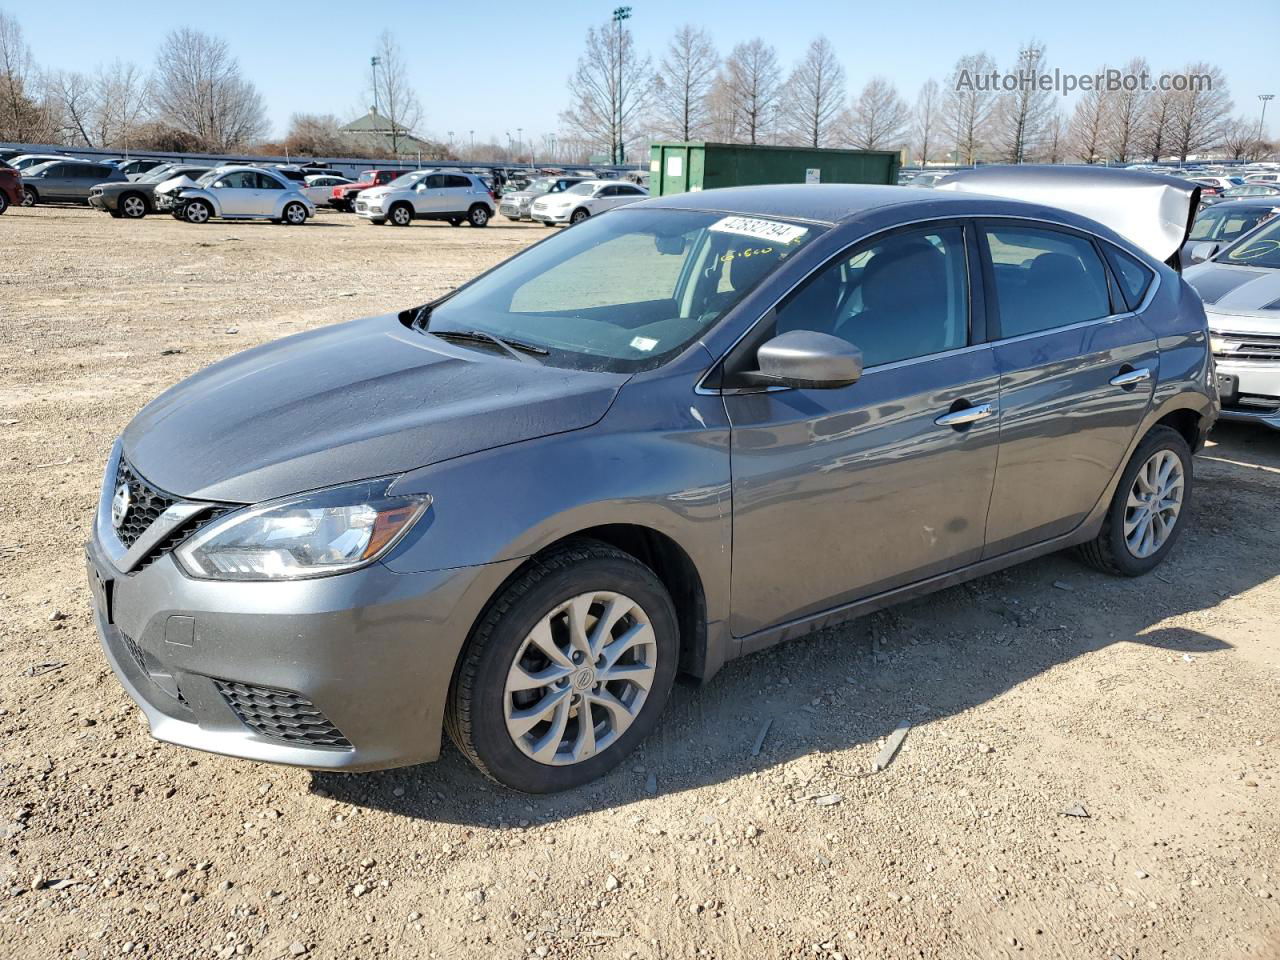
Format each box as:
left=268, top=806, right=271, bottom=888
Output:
left=1110, top=367, right=1151, bottom=387
left=935, top=402, right=995, bottom=427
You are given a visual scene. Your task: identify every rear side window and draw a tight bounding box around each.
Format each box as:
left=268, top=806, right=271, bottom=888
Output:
left=255, top=172, right=285, bottom=190
left=1104, top=246, right=1155, bottom=311
left=444, top=174, right=472, bottom=188
left=982, top=225, right=1112, bottom=337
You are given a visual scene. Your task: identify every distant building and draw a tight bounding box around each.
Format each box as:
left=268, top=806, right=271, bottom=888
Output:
left=340, top=108, right=438, bottom=158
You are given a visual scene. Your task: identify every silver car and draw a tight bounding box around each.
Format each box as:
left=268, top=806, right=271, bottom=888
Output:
left=1185, top=215, right=1280, bottom=428
left=171, top=166, right=315, bottom=225
left=20, top=159, right=127, bottom=205
left=499, top=176, right=587, bottom=221
left=88, top=172, right=1215, bottom=793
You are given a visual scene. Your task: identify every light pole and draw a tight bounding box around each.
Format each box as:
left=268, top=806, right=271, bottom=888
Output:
left=612, top=6, right=631, bottom=166
left=370, top=56, right=382, bottom=115
left=516, top=127, right=523, bottom=159
left=1260, top=94, right=1275, bottom=140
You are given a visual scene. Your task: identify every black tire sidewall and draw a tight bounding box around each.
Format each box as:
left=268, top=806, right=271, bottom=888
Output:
left=461, top=553, right=678, bottom=793
left=1103, top=427, right=1193, bottom=575
left=22, top=187, right=36, bottom=206
left=571, top=209, right=588, bottom=224
left=0, top=192, right=8, bottom=214
left=283, top=202, right=306, bottom=224
left=185, top=200, right=211, bottom=223
left=468, top=204, right=489, bottom=227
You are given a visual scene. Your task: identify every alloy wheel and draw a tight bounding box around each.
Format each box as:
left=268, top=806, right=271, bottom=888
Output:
left=185, top=202, right=210, bottom=224
left=503, top=591, right=657, bottom=766
left=121, top=195, right=146, bottom=218
left=1123, top=449, right=1184, bottom=558
left=392, top=206, right=411, bottom=226
left=21, top=187, right=36, bottom=207
left=285, top=203, right=306, bottom=224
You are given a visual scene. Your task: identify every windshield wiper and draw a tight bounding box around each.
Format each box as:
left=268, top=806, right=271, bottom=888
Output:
left=430, top=329, right=549, bottom=361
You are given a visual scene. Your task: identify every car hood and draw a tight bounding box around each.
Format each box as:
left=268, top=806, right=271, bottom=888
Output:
left=155, top=175, right=197, bottom=195
left=1184, top=262, right=1280, bottom=326
left=121, top=313, right=628, bottom=504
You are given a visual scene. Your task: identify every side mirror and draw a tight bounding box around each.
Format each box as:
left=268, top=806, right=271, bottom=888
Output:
left=416, top=183, right=428, bottom=191
left=1190, top=241, right=1220, bottom=264
left=749, top=330, right=863, bottom=389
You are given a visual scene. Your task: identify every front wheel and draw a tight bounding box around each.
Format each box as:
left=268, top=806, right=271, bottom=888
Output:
left=569, top=208, right=590, bottom=225
left=1077, top=425, right=1192, bottom=576
left=21, top=187, right=37, bottom=207
left=467, top=204, right=490, bottom=227
left=183, top=199, right=212, bottom=224
left=446, top=540, right=678, bottom=793
left=119, top=193, right=148, bottom=219
left=0, top=192, right=9, bottom=215
left=388, top=203, right=413, bottom=226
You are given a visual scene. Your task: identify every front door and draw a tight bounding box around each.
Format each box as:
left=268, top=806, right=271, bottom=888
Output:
left=209, top=170, right=258, bottom=215
left=725, top=223, right=1001, bottom=637
left=977, top=221, right=1158, bottom=556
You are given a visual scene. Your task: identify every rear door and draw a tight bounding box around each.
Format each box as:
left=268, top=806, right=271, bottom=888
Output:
left=978, top=220, right=1159, bottom=556
left=440, top=174, right=475, bottom=214
left=724, top=221, right=1002, bottom=637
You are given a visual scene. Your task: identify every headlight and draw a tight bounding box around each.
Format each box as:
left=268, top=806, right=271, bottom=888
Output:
left=1209, top=334, right=1226, bottom=354
left=176, top=479, right=429, bottom=581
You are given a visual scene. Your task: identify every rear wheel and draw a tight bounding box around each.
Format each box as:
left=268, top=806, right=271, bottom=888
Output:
left=119, top=193, right=148, bottom=219
left=388, top=203, right=413, bottom=226
left=183, top=199, right=212, bottom=224
left=448, top=217, right=463, bottom=227
left=467, top=204, right=490, bottom=227
left=21, top=186, right=37, bottom=207
left=1077, top=425, right=1192, bottom=576
left=570, top=207, right=590, bottom=225
left=281, top=201, right=307, bottom=225
left=446, top=540, right=678, bottom=793
left=0, top=192, right=10, bottom=215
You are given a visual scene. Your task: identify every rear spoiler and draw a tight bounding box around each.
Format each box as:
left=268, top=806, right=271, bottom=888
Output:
left=935, top=165, right=1200, bottom=271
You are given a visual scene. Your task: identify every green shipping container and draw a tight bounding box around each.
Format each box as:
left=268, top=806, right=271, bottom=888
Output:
left=649, top=142, right=901, bottom=196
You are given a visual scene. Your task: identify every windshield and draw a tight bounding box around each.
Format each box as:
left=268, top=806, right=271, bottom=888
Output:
left=193, top=169, right=228, bottom=186
left=1219, top=217, right=1280, bottom=269
left=565, top=183, right=594, bottom=196
left=386, top=171, right=428, bottom=189
left=525, top=179, right=554, bottom=194
left=424, top=208, right=823, bottom=372
left=1191, top=206, right=1273, bottom=242
left=138, top=165, right=177, bottom=183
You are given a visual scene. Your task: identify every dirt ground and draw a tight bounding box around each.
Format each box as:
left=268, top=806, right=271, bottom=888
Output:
left=1, top=204, right=1278, bottom=960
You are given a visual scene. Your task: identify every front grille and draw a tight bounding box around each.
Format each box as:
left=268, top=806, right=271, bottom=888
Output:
left=1214, top=331, right=1280, bottom=362
left=114, top=460, right=176, bottom=548
left=111, top=458, right=231, bottom=568
left=215, top=680, right=352, bottom=748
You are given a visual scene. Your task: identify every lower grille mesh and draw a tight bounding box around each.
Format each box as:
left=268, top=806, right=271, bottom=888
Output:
left=214, top=680, right=351, bottom=748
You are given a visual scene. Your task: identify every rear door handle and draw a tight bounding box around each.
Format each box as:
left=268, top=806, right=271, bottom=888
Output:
left=935, top=402, right=995, bottom=427
left=1110, top=367, right=1151, bottom=387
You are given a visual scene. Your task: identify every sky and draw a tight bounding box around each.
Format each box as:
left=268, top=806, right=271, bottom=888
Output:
left=11, top=0, right=1278, bottom=148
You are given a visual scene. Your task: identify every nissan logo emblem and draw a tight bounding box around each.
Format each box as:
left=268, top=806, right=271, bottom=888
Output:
left=111, top=483, right=131, bottom=529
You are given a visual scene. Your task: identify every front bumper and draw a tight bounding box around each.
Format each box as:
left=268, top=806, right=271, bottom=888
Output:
left=355, top=200, right=383, bottom=220
left=87, top=192, right=112, bottom=212
left=531, top=207, right=572, bottom=224
left=1214, top=356, right=1280, bottom=428
left=86, top=453, right=522, bottom=770
left=499, top=201, right=529, bottom=219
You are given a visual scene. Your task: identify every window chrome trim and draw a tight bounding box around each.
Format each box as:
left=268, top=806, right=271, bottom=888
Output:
left=695, top=212, right=1163, bottom=395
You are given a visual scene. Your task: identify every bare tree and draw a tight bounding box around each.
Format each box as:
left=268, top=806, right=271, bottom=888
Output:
left=561, top=17, right=654, bottom=162
left=651, top=25, right=717, bottom=141
left=285, top=113, right=347, bottom=156
left=721, top=38, right=782, bottom=144
left=0, top=10, right=52, bottom=141
left=46, top=70, right=96, bottom=145
left=1166, top=62, right=1231, bottom=161
left=152, top=28, right=267, bottom=150
left=1140, top=86, right=1176, bottom=162
left=992, top=42, right=1052, bottom=163
left=781, top=36, right=845, bottom=147
left=943, top=52, right=997, bottom=164
left=1038, top=109, right=1067, bottom=163
left=369, top=31, right=422, bottom=154
left=1069, top=82, right=1109, bottom=163
left=1103, top=57, right=1150, bottom=163
left=846, top=77, right=909, bottom=150
left=912, top=78, right=941, bottom=165
left=705, top=74, right=740, bottom=142
left=1220, top=116, right=1268, bottom=162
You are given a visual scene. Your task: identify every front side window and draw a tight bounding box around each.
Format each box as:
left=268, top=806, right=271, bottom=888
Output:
left=214, top=171, right=257, bottom=189
left=983, top=224, right=1112, bottom=337
left=423, top=208, right=823, bottom=372
left=771, top=226, right=970, bottom=368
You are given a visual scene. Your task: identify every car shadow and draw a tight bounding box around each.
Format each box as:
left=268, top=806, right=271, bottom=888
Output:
left=311, top=445, right=1271, bottom=823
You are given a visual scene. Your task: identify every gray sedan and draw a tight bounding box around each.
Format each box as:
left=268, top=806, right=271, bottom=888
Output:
left=87, top=174, right=1216, bottom=792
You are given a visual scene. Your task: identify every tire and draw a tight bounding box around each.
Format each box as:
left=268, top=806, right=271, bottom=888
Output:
left=388, top=203, right=413, bottom=227
left=1077, top=425, right=1193, bottom=577
left=467, top=204, right=490, bottom=227
left=448, top=217, right=463, bottom=227
left=0, top=192, right=8, bottom=215
left=119, top=193, right=148, bottom=219
left=21, top=186, right=37, bottom=207
left=281, top=201, right=307, bottom=225
left=504, top=215, right=521, bottom=222
left=446, top=539, right=679, bottom=793
left=570, top=207, right=590, bottom=225
left=183, top=199, right=212, bottom=224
